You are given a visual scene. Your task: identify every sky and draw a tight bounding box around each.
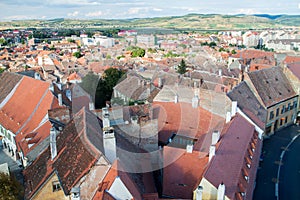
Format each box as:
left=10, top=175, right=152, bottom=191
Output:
left=1, top=0, right=300, bottom=21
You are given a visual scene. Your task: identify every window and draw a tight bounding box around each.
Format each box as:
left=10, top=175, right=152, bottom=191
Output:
left=269, top=111, right=274, bottom=120
left=281, top=105, right=285, bottom=114
left=52, top=181, right=61, bottom=192
left=285, top=116, right=288, bottom=123
left=287, top=103, right=291, bottom=111
left=276, top=108, right=279, bottom=117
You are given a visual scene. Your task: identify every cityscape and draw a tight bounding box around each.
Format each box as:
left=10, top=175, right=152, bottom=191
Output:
left=0, top=1, right=300, bottom=200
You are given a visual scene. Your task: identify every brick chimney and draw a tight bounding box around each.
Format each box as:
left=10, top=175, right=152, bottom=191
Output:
left=50, top=127, right=57, bottom=160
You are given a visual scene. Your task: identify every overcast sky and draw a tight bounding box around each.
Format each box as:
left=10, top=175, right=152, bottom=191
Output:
left=1, top=0, right=300, bottom=21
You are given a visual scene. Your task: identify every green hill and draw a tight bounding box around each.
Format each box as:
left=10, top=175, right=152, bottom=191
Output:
left=1, top=14, right=299, bottom=30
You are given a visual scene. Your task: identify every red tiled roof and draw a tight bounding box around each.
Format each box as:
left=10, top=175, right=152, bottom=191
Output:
left=93, top=160, right=142, bottom=200
left=287, top=62, right=300, bottom=80
left=284, top=56, right=300, bottom=64
left=23, top=108, right=107, bottom=199
left=247, top=66, right=296, bottom=107
left=153, top=102, right=224, bottom=148
left=203, top=114, right=261, bottom=200
left=0, top=75, right=60, bottom=156
left=162, top=146, right=208, bottom=199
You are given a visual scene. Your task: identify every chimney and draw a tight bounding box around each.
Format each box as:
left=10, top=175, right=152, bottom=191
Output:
left=89, top=102, right=95, bottom=111
left=34, top=72, right=41, bottom=80
left=211, top=130, right=220, bottom=145
left=186, top=144, right=193, bottom=153
left=226, top=111, right=231, bottom=123
left=192, top=95, right=199, bottom=108
left=56, top=82, right=62, bottom=91
left=103, top=127, right=116, bottom=163
left=231, top=101, right=237, bottom=117
left=195, top=186, right=203, bottom=200
left=209, top=145, right=216, bottom=162
left=102, top=107, right=110, bottom=128
left=58, top=94, right=63, bottom=106
left=66, top=89, right=72, bottom=101
left=158, top=77, right=163, bottom=88
left=50, top=127, right=57, bottom=160
left=217, top=182, right=226, bottom=200
left=49, top=83, right=54, bottom=93
left=174, top=94, right=179, bottom=103
left=218, top=69, right=222, bottom=76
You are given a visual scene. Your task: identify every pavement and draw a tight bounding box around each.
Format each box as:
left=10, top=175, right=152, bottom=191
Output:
left=0, top=140, right=24, bottom=184
left=253, top=124, right=300, bottom=200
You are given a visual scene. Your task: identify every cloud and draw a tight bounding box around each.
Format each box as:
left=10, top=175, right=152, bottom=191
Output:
left=298, top=3, right=300, bottom=9
left=128, top=7, right=145, bottom=14
left=153, top=8, right=163, bottom=12
left=46, top=0, right=101, bottom=7
left=68, top=11, right=79, bottom=17
left=3, top=15, right=37, bottom=20
left=237, top=8, right=257, bottom=15
left=85, top=11, right=103, bottom=17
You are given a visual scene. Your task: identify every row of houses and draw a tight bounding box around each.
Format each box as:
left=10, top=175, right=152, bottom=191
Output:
left=0, top=56, right=299, bottom=199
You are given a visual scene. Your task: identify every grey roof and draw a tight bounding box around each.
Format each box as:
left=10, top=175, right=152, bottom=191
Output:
left=0, top=72, right=23, bottom=103
left=227, top=81, right=267, bottom=129
left=247, top=67, right=296, bottom=107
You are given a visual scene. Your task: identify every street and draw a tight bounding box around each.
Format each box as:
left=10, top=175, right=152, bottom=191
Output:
left=253, top=124, right=300, bottom=200
left=0, top=140, right=24, bottom=184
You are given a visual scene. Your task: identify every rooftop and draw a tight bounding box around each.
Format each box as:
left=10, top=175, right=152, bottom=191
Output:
left=247, top=66, right=296, bottom=107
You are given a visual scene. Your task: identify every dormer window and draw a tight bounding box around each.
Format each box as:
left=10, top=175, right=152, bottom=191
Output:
left=247, top=164, right=251, bottom=169
left=244, top=176, right=249, bottom=181
left=52, top=181, right=61, bottom=192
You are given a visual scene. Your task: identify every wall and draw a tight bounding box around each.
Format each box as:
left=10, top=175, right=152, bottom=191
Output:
left=265, top=97, right=298, bottom=135
left=32, top=173, right=68, bottom=200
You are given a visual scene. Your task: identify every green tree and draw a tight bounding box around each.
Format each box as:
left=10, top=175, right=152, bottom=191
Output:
left=0, top=38, right=7, bottom=46
left=177, top=59, right=187, bottom=75
left=0, top=172, right=24, bottom=200
left=231, top=49, right=237, bottom=54
left=79, top=71, right=100, bottom=103
left=95, top=68, right=125, bottom=108
left=73, top=51, right=82, bottom=58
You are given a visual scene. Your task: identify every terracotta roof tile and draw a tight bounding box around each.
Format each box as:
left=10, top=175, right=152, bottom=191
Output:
left=287, top=62, right=300, bottom=80
left=247, top=66, right=296, bottom=107
left=227, top=81, right=267, bottom=129
left=162, top=146, right=208, bottom=199
left=93, top=160, right=142, bottom=200
left=203, top=114, right=262, bottom=200
left=0, top=72, right=22, bottom=103
left=153, top=102, right=224, bottom=149
left=23, top=108, right=109, bottom=199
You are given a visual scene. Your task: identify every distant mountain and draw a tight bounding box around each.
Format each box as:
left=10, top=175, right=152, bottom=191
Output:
left=1, top=14, right=300, bottom=30
left=253, top=14, right=284, bottom=20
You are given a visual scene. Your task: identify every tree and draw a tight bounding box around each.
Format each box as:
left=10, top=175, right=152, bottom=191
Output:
left=177, top=59, right=187, bottom=75
left=73, top=51, right=82, bottom=58
left=79, top=71, right=100, bottom=102
left=231, top=49, right=237, bottom=54
left=95, top=68, right=125, bottom=108
left=0, top=172, right=23, bottom=200
left=0, top=38, right=7, bottom=46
